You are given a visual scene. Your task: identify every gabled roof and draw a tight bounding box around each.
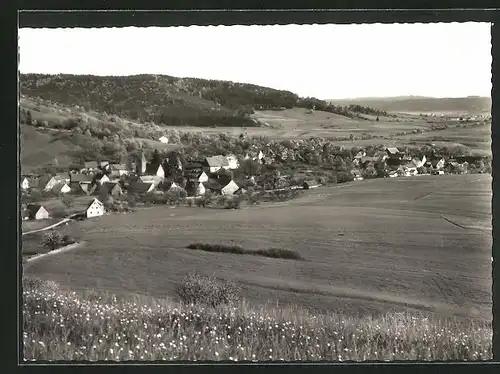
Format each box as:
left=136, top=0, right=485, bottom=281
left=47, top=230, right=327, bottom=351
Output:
left=99, top=182, right=121, bottom=194
left=145, top=163, right=163, bottom=174
left=204, top=179, right=222, bottom=191
left=185, top=162, right=204, bottom=170
left=86, top=198, right=104, bottom=210
left=84, top=161, right=99, bottom=168
left=109, top=163, right=127, bottom=171
left=128, top=181, right=154, bottom=194
left=26, top=204, right=47, bottom=217
left=36, top=175, right=57, bottom=189
left=205, top=155, right=229, bottom=167
left=303, top=179, right=318, bottom=186
left=70, top=173, right=94, bottom=183
left=55, top=172, right=70, bottom=180
left=386, top=147, right=400, bottom=155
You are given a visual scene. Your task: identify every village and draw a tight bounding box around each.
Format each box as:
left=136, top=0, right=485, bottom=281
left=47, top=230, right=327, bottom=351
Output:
left=20, top=143, right=486, bottom=222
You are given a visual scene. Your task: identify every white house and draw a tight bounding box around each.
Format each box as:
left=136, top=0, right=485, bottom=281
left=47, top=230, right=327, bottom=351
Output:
left=26, top=204, right=50, bottom=220
left=195, top=182, right=206, bottom=196
left=21, top=177, right=31, bottom=190
left=86, top=198, right=105, bottom=218
left=139, top=175, right=164, bottom=187
left=52, top=182, right=71, bottom=194
left=96, top=174, right=110, bottom=185
left=221, top=180, right=239, bottom=196
left=38, top=176, right=60, bottom=192
left=159, top=136, right=169, bottom=144
left=205, top=156, right=229, bottom=173
left=145, top=164, right=165, bottom=178
left=196, top=171, right=209, bottom=183
left=226, top=154, right=240, bottom=170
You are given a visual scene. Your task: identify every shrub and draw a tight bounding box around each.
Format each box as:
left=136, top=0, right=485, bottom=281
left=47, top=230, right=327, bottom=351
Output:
left=186, top=243, right=304, bottom=261
left=174, top=272, right=241, bottom=308
left=61, top=195, right=74, bottom=209
left=253, top=248, right=304, bottom=260
left=40, top=231, right=64, bottom=251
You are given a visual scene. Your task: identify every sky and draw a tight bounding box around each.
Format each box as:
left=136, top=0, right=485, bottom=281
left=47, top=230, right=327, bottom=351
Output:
left=18, top=23, right=491, bottom=100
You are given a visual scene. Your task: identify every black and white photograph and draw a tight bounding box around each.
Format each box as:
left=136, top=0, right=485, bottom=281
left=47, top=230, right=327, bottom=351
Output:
left=19, top=21, right=493, bottom=361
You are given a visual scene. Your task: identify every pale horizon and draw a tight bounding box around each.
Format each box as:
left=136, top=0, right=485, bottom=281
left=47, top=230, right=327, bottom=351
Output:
left=18, top=23, right=492, bottom=100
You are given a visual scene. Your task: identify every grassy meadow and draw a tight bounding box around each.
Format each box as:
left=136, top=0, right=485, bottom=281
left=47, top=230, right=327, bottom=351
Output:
left=22, top=276, right=492, bottom=361
left=24, top=174, right=492, bottom=322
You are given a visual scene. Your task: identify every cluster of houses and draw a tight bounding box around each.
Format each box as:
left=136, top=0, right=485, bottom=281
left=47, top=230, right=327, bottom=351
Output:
left=21, top=144, right=485, bottom=221
left=21, top=198, right=106, bottom=221
left=351, top=147, right=480, bottom=181
left=20, top=151, right=262, bottom=221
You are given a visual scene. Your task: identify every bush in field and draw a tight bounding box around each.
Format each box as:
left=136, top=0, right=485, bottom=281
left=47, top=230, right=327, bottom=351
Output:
left=61, top=195, right=74, bottom=209
left=40, top=231, right=64, bottom=251
left=174, top=271, right=241, bottom=308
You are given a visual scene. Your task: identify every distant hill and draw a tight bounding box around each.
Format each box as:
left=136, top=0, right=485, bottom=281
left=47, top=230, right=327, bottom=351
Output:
left=328, top=96, right=491, bottom=115
left=19, top=74, right=385, bottom=129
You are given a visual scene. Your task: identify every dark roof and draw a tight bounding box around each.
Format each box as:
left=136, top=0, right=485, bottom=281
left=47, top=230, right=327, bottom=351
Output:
left=55, top=172, right=70, bottom=180
left=203, top=179, right=222, bottom=191
left=99, top=182, right=120, bottom=194
left=206, top=155, right=229, bottom=167
left=128, top=182, right=153, bottom=194
left=185, top=162, right=204, bottom=170
left=86, top=198, right=104, bottom=210
left=386, top=147, right=400, bottom=155
left=70, top=173, right=94, bottom=183
left=26, top=204, right=46, bottom=217
left=84, top=161, right=99, bottom=168
left=303, top=179, right=318, bottom=186
left=145, top=163, right=163, bottom=174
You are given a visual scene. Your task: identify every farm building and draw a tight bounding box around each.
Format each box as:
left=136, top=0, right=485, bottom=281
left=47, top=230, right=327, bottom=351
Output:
left=21, top=176, right=38, bottom=190
left=225, top=154, right=240, bottom=170
left=55, top=172, right=71, bottom=184
left=84, top=161, right=99, bottom=170
left=70, top=173, right=94, bottom=184
left=26, top=204, right=50, bottom=220
left=99, top=160, right=110, bottom=169
left=128, top=181, right=155, bottom=194
left=95, top=174, right=110, bottom=185
left=52, top=182, right=71, bottom=194
left=386, top=147, right=403, bottom=159
left=221, top=180, right=240, bottom=196
left=139, top=175, right=164, bottom=187
left=186, top=180, right=207, bottom=197
left=204, top=156, right=230, bottom=173
left=86, top=198, right=105, bottom=218
left=165, top=181, right=186, bottom=194
left=37, top=175, right=60, bottom=192
left=203, top=179, right=223, bottom=194
left=98, top=182, right=123, bottom=198
left=109, top=164, right=129, bottom=177
left=303, top=180, right=319, bottom=189
left=75, top=182, right=97, bottom=196
left=159, top=136, right=169, bottom=144
left=145, top=163, right=165, bottom=178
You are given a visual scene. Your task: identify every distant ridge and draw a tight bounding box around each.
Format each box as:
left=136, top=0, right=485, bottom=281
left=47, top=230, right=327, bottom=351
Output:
left=327, top=96, right=491, bottom=114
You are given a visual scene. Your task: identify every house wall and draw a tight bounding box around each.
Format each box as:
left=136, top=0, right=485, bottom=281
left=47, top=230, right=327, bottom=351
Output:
left=87, top=202, right=104, bottom=218
left=60, top=184, right=71, bottom=194
left=222, top=181, right=239, bottom=196
left=156, top=167, right=165, bottom=178
left=198, top=172, right=209, bottom=183
left=196, top=183, right=206, bottom=196
left=35, top=207, right=50, bottom=220
left=21, top=179, right=30, bottom=190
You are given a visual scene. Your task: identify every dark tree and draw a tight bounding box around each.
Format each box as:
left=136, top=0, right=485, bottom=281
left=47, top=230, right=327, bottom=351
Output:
left=26, top=110, right=33, bottom=126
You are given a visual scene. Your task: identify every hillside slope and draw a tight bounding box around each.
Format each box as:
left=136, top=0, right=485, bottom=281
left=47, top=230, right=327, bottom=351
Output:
left=19, top=74, right=379, bottom=128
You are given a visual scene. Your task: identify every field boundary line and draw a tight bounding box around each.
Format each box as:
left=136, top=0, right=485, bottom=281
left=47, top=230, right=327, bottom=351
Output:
left=22, top=213, right=80, bottom=236
left=441, top=216, right=492, bottom=231
left=24, top=241, right=86, bottom=265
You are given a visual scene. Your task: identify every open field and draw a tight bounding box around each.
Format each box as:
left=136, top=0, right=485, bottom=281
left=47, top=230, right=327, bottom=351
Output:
left=24, top=174, right=492, bottom=321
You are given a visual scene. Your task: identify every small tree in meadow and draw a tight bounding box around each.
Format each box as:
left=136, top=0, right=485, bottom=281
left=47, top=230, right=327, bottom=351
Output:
left=40, top=231, right=64, bottom=252
left=61, top=195, right=74, bottom=209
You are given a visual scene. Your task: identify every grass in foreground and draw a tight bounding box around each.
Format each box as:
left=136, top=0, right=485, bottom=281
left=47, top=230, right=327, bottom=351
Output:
left=22, top=276, right=491, bottom=362
left=186, top=243, right=304, bottom=260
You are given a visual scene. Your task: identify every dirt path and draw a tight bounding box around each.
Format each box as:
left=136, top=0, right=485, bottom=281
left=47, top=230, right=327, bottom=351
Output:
left=24, top=241, right=86, bottom=265
left=22, top=213, right=80, bottom=236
